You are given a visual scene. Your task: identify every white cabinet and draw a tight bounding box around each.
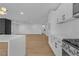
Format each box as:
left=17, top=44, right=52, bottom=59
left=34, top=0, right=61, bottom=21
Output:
left=48, top=35, right=62, bottom=56
left=56, top=3, right=73, bottom=23
left=60, top=4, right=73, bottom=20
left=64, top=4, right=73, bottom=20
left=9, top=35, right=26, bottom=56
left=53, top=37, right=62, bottom=56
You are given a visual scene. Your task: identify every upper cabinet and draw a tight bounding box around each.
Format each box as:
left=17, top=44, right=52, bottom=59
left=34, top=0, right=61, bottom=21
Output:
left=56, top=3, right=73, bottom=24
left=0, top=18, right=11, bottom=34
left=49, top=3, right=79, bottom=24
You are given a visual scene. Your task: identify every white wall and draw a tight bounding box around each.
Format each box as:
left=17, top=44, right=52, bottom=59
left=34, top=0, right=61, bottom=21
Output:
left=11, top=22, right=43, bottom=34
left=53, top=19, right=79, bottom=38
left=18, top=24, right=42, bottom=34
left=11, top=22, right=19, bottom=34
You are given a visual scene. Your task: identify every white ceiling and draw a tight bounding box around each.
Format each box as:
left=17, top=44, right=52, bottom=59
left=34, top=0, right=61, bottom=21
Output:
left=0, top=3, right=59, bottom=24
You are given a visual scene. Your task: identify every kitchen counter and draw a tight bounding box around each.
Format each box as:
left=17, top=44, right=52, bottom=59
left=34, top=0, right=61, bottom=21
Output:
left=48, top=34, right=62, bottom=56
left=0, top=35, right=26, bottom=56
left=48, top=34, right=79, bottom=56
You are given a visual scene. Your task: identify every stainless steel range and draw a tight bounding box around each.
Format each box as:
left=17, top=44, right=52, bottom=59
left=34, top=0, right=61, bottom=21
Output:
left=62, top=39, right=79, bottom=56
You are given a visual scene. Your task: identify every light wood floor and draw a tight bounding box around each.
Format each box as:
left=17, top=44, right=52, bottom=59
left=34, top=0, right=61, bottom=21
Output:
left=26, top=34, right=55, bottom=56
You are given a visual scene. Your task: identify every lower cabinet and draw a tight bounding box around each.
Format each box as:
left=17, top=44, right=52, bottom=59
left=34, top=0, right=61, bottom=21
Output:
left=48, top=35, right=62, bottom=56
left=9, top=35, right=26, bottom=56
left=54, top=39, right=62, bottom=56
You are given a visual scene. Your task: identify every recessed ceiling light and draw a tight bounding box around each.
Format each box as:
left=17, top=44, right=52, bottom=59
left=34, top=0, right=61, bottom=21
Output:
left=42, top=25, right=45, bottom=28
left=20, top=12, right=24, bottom=15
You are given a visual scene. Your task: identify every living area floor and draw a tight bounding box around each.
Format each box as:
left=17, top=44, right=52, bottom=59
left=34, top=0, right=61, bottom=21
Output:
left=26, top=34, right=55, bottom=56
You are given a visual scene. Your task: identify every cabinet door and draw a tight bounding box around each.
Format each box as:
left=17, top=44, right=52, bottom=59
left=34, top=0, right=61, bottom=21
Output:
left=53, top=37, right=62, bottom=56
left=64, top=4, right=73, bottom=20
left=56, top=4, right=65, bottom=23
left=5, top=19, right=11, bottom=34
left=9, top=35, right=25, bottom=56
left=0, top=19, right=5, bottom=34
left=56, top=3, right=73, bottom=23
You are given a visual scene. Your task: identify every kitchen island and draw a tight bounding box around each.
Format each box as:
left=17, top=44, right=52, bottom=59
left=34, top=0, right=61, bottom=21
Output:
left=0, top=35, right=26, bottom=56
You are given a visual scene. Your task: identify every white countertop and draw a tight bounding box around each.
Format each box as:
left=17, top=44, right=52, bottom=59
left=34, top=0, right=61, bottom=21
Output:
left=51, top=33, right=79, bottom=40
left=0, top=35, right=26, bottom=42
